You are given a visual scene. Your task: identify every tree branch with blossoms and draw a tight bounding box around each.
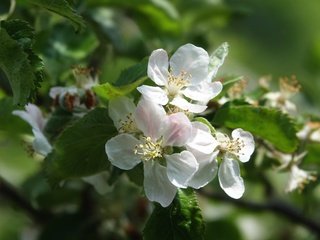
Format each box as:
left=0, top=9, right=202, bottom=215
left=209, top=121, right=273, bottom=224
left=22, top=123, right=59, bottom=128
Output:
left=2, top=6, right=320, bottom=238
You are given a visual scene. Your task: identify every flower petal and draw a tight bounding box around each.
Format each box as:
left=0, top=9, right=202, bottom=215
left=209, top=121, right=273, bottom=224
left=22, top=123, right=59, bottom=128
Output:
left=162, top=112, right=192, bottom=147
left=12, top=104, right=46, bottom=131
left=148, top=49, right=169, bottom=86
left=144, top=161, right=177, bottom=207
left=170, top=44, right=209, bottom=85
left=218, top=157, right=245, bottom=199
left=187, top=150, right=219, bottom=189
left=182, top=81, right=222, bottom=103
left=186, top=122, right=218, bottom=154
left=171, top=96, right=207, bottom=113
left=165, top=150, right=199, bottom=188
left=32, top=129, right=52, bottom=156
left=137, top=85, right=168, bottom=105
left=108, top=96, right=136, bottom=130
left=134, top=98, right=167, bottom=140
left=82, top=171, right=113, bottom=195
left=231, top=128, right=255, bottom=163
left=105, top=134, right=141, bottom=170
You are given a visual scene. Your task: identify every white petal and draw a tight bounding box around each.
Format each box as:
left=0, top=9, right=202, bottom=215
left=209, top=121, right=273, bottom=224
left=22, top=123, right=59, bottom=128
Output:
left=170, top=44, right=209, bottom=85
left=137, top=85, right=168, bottom=105
left=187, top=150, right=219, bottom=189
left=232, top=128, right=255, bottom=163
left=148, top=49, right=169, bottom=86
left=82, top=171, right=113, bottom=195
left=218, top=157, right=245, bottom=199
left=105, top=134, right=141, bottom=170
left=165, top=150, right=199, bottom=188
left=49, top=87, right=66, bottom=99
left=32, top=129, right=52, bottom=156
left=12, top=104, right=46, bottom=131
left=171, top=96, right=207, bottom=113
left=186, top=122, right=218, bottom=154
left=32, top=128, right=52, bottom=156
left=182, top=81, right=222, bottom=103
left=108, top=96, right=136, bottom=130
left=134, top=98, right=167, bottom=140
left=162, top=112, right=192, bottom=147
left=144, top=161, right=177, bottom=207
left=284, top=100, right=297, bottom=114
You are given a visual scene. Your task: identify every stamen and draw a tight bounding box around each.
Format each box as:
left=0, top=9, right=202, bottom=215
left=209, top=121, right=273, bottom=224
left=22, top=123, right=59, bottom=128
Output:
left=118, top=113, right=138, bottom=133
left=218, top=135, right=245, bottom=158
left=166, top=70, right=190, bottom=97
left=134, top=137, right=163, bottom=161
left=279, top=75, right=301, bottom=96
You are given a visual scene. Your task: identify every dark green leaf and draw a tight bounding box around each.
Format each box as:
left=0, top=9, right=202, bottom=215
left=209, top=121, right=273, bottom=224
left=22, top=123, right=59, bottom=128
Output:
left=0, top=20, right=44, bottom=104
left=212, top=103, right=299, bottom=152
left=44, top=108, right=79, bottom=142
left=44, top=108, right=117, bottom=187
left=205, top=219, right=244, bottom=240
left=29, top=0, right=86, bottom=32
left=114, top=57, right=148, bottom=86
left=143, top=188, right=205, bottom=240
left=0, top=28, right=35, bottom=105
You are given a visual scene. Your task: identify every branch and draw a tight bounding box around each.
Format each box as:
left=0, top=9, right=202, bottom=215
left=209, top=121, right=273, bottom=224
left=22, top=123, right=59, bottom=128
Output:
left=0, top=176, right=51, bottom=223
left=198, top=189, right=320, bottom=236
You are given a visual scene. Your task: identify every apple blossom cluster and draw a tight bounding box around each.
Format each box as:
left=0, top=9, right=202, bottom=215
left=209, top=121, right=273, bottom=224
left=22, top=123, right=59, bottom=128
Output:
left=105, top=44, right=255, bottom=207
left=50, top=67, right=98, bottom=112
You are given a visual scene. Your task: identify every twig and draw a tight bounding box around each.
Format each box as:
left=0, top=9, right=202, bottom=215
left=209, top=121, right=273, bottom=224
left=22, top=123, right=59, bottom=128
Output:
left=0, top=176, right=51, bottom=223
left=198, top=189, right=320, bottom=236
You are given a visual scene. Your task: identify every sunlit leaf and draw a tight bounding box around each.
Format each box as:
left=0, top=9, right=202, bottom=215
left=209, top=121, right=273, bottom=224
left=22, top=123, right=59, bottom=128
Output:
left=143, top=188, right=205, bottom=240
left=93, top=58, right=148, bottom=100
left=212, top=102, right=299, bottom=152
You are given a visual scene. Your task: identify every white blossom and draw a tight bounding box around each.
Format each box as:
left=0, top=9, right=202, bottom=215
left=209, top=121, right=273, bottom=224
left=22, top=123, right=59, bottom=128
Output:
left=286, top=165, right=316, bottom=193
left=105, top=98, right=203, bottom=207
left=263, top=76, right=300, bottom=115
left=137, top=43, right=223, bottom=113
left=216, top=128, right=255, bottom=199
left=12, top=104, right=52, bottom=156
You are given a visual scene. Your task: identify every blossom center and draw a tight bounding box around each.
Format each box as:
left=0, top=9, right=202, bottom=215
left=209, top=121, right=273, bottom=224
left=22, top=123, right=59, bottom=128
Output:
left=166, top=71, right=190, bottom=98
left=134, top=136, right=163, bottom=161
left=218, top=136, right=245, bottom=159
left=118, top=113, right=138, bottom=133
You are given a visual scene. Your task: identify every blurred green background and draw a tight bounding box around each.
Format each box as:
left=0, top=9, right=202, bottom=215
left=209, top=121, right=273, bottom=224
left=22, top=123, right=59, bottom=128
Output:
left=1, top=0, right=320, bottom=239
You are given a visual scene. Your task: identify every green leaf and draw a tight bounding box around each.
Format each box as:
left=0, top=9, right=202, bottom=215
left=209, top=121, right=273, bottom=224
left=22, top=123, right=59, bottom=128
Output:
left=212, top=103, right=299, bottom=152
left=0, top=20, right=44, bottom=104
left=29, top=0, right=86, bottom=32
left=93, top=58, right=148, bottom=100
left=114, top=57, right=148, bottom=86
left=44, top=108, right=117, bottom=187
left=143, top=188, right=205, bottom=240
left=0, top=28, right=35, bottom=105
left=205, top=219, right=244, bottom=240
left=93, top=77, right=147, bottom=100
left=44, top=108, right=79, bottom=142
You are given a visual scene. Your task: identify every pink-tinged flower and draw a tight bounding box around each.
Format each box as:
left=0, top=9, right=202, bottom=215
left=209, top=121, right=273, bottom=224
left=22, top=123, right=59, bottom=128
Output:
left=137, top=43, right=223, bottom=113
left=12, top=104, right=52, bottom=156
left=105, top=98, right=199, bottom=207
left=216, top=129, right=255, bottom=199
